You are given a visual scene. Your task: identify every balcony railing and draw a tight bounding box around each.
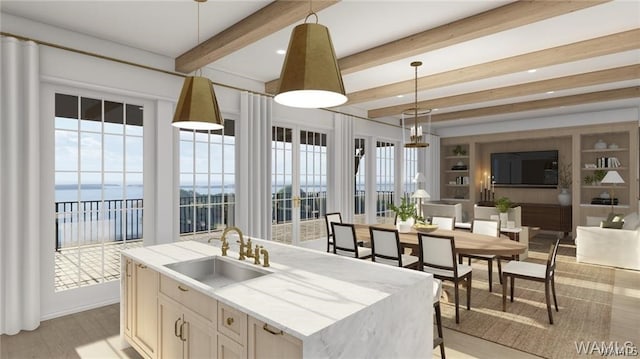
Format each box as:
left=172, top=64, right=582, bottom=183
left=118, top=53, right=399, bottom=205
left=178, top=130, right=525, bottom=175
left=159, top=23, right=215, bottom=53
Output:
left=55, top=199, right=143, bottom=251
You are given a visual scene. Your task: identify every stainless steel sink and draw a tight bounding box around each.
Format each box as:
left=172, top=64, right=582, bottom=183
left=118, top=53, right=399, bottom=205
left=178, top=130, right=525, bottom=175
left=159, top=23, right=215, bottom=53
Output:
left=164, top=256, right=270, bottom=288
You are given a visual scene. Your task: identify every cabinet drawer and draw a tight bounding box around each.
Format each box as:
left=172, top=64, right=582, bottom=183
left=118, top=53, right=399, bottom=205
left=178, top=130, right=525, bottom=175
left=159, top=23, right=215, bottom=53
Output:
left=218, top=302, right=247, bottom=345
left=160, top=275, right=216, bottom=321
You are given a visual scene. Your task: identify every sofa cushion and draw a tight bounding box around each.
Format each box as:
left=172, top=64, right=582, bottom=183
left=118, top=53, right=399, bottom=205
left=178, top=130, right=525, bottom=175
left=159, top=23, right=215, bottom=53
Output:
left=623, top=212, right=640, bottom=230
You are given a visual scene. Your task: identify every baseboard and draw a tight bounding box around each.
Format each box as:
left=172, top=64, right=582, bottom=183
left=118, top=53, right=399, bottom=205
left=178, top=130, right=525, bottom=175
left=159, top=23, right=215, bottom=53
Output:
left=41, top=298, right=120, bottom=321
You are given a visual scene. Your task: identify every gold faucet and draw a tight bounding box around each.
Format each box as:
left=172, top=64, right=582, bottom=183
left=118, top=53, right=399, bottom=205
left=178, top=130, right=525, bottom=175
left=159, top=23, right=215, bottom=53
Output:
left=221, top=226, right=245, bottom=260
left=253, top=245, right=261, bottom=265
left=260, top=247, right=270, bottom=268
left=208, top=236, right=230, bottom=256
left=245, top=238, right=253, bottom=258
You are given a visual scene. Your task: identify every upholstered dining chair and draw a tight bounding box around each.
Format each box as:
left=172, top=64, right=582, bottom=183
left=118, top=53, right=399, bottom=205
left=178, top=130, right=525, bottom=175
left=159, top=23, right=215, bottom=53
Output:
left=331, top=222, right=372, bottom=259
left=432, top=278, right=446, bottom=358
left=431, top=216, right=455, bottom=230
left=369, top=226, right=419, bottom=269
left=418, top=232, right=472, bottom=324
left=324, top=212, right=342, bottom=252
left=459, top=218, right=500, bottom=292
left=502, top=238, right=561, bottom=324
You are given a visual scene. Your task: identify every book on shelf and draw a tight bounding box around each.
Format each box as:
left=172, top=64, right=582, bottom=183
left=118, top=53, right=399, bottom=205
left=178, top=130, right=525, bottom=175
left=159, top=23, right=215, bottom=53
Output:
left=590, top=198, right=618, bottom=205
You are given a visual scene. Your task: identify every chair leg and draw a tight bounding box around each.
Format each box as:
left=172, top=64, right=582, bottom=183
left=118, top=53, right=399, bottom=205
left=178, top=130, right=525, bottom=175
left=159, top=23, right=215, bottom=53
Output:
left=466, top=274, right=472, bottom=310
left=458, top=255, right=462, bottom=265
left=487, top=259, right=493, bottom=292
left=497, top=258, right=502, bottom=285
left=510, top=276, right=515, bottom=302
left=545, top=280, right=554, bottom=325
left=467, top=257, right=471, bottom=266
left=454, top=280, right=460, bottom=324
left=502, top=273, right=507, bottom=312
left=551, top=275, right=559, bottom=311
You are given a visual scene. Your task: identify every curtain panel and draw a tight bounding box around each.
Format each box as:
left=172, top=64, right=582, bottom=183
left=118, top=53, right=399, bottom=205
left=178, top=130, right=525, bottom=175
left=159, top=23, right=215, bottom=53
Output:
left=332, top=114, right=355, bottom=223
left=0, top=36, right=41, bottom=335
left=236, top=92, right=272, bottom=240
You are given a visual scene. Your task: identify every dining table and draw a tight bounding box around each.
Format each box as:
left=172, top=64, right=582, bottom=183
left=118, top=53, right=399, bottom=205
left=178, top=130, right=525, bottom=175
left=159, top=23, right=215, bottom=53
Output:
left=354, top=223, right=527, bottom=257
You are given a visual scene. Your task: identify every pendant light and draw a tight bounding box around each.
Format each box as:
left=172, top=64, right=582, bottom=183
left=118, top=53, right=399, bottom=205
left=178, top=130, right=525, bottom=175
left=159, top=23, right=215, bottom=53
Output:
left=172, top=0, right=224, bottom=130
left=403, top=61, right=429, bottom=148
left=274, top=1, right=347, bottom=109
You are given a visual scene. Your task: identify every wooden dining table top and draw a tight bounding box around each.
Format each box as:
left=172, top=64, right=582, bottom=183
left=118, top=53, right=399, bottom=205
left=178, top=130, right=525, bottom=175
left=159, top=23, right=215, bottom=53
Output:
left=354, top=223, right=527, bottom=256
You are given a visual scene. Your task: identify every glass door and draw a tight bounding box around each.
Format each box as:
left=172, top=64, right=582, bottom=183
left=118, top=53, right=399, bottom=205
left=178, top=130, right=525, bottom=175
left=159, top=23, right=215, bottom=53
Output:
left=271, top=125, right=328, bottom=245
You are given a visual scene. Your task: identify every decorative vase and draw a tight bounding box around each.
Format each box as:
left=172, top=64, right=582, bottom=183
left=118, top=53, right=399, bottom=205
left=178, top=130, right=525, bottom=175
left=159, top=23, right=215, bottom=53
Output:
left=558, top=188, right=572, bottom=206
left=396, top=217, right=415, bottom=233
left=499, top=212, right=508, bottom=228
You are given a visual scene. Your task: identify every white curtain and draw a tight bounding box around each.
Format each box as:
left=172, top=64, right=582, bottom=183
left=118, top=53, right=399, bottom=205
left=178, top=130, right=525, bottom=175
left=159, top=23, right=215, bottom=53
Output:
left=236, top=92, right=272, bottom=240
left=0, top=36, right=41, bottom=335
left=331, top=114, right=355, bottom=222
left=424, top=133, right=441, bottom=200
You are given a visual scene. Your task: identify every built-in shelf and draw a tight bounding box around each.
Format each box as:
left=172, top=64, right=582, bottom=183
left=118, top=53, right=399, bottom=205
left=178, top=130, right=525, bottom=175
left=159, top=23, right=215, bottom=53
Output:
left=441, top=198, right=470, bottom=202
left=445, top=170, right=469, bottom=173
left=581, top=148, right=628, bottom=153
left=582, top=167, right=627, bottom=171
left=445, top=184, right=469, bottom=187
left=444, top=155, right=469, bottom=160
left=582, top=185, right=628, bottom=189
left=579, top=204, right=630, bottom=209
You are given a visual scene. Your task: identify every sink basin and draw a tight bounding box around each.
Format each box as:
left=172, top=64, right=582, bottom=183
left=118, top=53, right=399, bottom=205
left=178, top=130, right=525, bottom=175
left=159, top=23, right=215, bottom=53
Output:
left=165, top=256, right=270, bottom=288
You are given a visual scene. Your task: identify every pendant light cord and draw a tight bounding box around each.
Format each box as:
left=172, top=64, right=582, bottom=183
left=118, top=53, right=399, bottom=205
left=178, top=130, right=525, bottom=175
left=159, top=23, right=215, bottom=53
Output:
left=196, top=1, right=201, bottom=77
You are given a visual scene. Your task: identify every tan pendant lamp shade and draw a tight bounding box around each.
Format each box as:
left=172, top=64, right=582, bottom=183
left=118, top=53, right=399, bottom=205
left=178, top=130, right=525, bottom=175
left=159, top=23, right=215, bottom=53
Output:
left=172, top=76, right=224, bottom=130
left=172, top=0, right=224, bottom=131
left=274, top=15, right=347, bottom=109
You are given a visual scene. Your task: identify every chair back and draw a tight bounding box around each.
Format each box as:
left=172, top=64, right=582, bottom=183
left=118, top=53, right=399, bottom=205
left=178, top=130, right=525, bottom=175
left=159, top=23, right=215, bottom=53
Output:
left=325, top=212, right=342, bottom=238
left=332, top=222, right=360, bottom=257
left=418, top=233, right=458, bottom=277
left=546, top=238, right=561, bottom=278
left=431, top=216, right=455, bottom=230
left=369, top=226, right=403, bottom=266
left=472, top=218, right=500, bottom=237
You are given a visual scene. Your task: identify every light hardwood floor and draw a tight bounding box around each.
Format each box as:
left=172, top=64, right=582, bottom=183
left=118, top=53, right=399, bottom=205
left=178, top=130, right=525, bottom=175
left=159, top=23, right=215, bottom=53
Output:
left=2, top=253, right=639, bottom=358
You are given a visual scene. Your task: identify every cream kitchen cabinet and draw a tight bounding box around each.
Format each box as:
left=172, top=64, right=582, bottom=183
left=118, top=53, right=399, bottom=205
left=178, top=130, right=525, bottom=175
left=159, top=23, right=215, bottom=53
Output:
left=123, top=257, right=158, bottom=359
left=158, top=275, right=217, bottom=359
left=217, top=302, right=248, bottom=358
left=247, top=317, right=302, bottom=359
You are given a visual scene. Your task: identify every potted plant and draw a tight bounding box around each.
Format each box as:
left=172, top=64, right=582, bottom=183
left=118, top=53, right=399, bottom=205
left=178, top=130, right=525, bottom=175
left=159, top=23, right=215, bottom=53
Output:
left=594, top=169, right=606, bottom=185
left=495, top=196, right=512, bottom=228
left=452, top=145, right=467, bottom=156
left=389, top=197, right=416, bottom=233
left=558, top=162, right=572, bottom=206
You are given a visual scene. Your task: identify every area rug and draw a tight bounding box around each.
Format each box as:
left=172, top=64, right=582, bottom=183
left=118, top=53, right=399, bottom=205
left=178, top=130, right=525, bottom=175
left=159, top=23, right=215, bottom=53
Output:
left=440, top=236, right=615, bottom=358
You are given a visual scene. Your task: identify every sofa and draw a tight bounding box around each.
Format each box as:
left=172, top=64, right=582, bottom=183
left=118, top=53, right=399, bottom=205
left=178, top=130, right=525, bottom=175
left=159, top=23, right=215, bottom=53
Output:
left=576, top=212, right=640, bottom=270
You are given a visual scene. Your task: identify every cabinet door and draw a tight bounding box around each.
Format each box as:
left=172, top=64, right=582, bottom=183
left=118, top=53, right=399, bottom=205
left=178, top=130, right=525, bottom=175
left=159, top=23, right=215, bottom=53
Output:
left=158, top=297, right=185, bottom=359
left=218, top=333, right=245, bottom=359
left=183, top=310, right=216, bottom=359
left=247, top=317, right=302, bottom=359
left=124, top=258, right=133, bottom=338
left=133, top=263, right=158, bottom=357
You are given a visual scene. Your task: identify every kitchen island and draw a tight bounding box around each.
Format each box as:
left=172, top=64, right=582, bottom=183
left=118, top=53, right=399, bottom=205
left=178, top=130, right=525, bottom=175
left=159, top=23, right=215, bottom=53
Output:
left=121, top=237, right=433, bottom=358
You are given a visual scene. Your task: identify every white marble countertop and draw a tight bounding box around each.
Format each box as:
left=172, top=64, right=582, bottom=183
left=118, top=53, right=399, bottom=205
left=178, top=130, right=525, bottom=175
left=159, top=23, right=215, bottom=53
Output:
left=122, top=237, right=432, bottom=344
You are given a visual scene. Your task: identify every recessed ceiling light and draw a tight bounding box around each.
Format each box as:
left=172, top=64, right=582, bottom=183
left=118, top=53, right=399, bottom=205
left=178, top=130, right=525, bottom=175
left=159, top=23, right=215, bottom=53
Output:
left=432, top=108, right=439, bottom=111
left=276, top=49, right=286, bottom=55
left=396, top=95, right=404, bottom=98
left=546, top=91, right=555, bottom=94
left=527, top=69, right=537, bottom=73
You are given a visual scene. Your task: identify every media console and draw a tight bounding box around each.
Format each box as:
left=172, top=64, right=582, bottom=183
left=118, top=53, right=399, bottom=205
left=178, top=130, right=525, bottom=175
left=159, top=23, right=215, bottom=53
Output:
left=478, top=202, right=572, bottom=236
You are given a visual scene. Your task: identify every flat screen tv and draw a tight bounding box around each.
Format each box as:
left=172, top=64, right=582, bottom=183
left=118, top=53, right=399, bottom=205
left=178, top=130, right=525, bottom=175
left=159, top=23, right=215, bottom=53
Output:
left=491, top=150, right=558, bottom=187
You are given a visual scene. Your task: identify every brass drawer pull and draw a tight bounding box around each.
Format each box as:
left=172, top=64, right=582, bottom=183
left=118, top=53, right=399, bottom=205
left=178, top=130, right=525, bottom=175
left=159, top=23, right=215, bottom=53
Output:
left=137, top=264, right=147, bottom=269
left=263, top=324, right=283, bottom=336
left=174, top=317, right=182, bottom=338
left=178, top=285, right=189, bottom=292
left=226, top=317, right=234, bottom=326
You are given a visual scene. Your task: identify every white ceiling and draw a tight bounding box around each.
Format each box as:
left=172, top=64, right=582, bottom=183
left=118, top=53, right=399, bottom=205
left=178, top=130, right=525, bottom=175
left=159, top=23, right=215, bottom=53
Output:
left=1, top=0, right=639, bottom=129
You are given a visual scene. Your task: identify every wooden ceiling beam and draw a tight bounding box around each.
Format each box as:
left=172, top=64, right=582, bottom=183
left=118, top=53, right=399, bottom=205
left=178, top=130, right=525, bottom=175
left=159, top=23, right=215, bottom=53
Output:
left=350, top=29, right=640, bottom=105
left=176, top=0, right=339, bottom=73
left=422, top=87, right=640, bottom=123
left=370, top=65, right=640, bottom=118
left=264, top=0, right=609, bottom=94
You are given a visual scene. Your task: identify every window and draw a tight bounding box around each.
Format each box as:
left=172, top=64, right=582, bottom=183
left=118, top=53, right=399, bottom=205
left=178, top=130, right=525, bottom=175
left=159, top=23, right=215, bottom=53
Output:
left=354, top=138, right=366, bottom=223
left=376, top=141, right=395, bottom=223
left=404, top=147, right=418, bottom=199
left=179, top=120, right=236, bottom=236
left=54, top=93, right=143, bottom=291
